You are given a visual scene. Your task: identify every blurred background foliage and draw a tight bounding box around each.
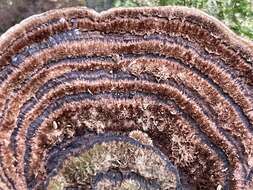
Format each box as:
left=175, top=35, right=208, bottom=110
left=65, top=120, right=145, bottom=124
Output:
left=114, top=0, right=253, bottom=40
left=0, top=0, right=252, bottom=40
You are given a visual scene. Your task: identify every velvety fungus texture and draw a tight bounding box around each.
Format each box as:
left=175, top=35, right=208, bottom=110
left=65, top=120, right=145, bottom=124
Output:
left=0, top=6, right=253, bottom=190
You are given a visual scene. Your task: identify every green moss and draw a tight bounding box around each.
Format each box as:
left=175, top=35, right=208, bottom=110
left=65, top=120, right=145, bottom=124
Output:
left=95, top=178, right=143, bottom=190
left=47, top=176, right=66, bottom=190
left=48, top=140, right=178, bottom=189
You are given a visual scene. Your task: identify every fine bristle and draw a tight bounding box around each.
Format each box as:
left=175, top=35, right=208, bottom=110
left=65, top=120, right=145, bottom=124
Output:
left=0, top=6, right=252, bottom=190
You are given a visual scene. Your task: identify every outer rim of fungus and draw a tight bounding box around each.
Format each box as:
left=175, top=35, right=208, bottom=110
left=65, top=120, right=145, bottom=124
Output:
left=0, top=5, right=252, bottom=190
left=0, top=6, right=252, bottom=56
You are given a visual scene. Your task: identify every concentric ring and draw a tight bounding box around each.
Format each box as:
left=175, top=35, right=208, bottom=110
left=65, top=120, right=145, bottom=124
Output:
left=0, top=6, right=252, bottom=190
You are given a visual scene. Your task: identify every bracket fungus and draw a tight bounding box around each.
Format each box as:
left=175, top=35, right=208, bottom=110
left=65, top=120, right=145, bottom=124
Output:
left=0, top=6, right=253, bottom=190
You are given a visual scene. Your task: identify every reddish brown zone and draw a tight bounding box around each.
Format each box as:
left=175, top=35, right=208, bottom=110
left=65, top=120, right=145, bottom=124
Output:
left=0, top=6, right=252, bottom=190
left=37, top=100, right=226, bottom=189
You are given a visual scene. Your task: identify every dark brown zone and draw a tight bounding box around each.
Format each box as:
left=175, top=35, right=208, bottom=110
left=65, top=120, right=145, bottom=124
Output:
left=1, top=39, right=252, bottom=125
left=0, top=6, right=252, bottom=190
left=3, top=50, right=251, bottom=147
left=16, top=81, right=238, bottom=187
left=0, top=55, right=250, bottom=188
left=0, top=49, right=251, bottom=169
left=16, top=63, right=251, bottom=160
left=36, top=100, right=227, bottom=189
left=0, top=8, right=252, bottom=85
left=0, top=40, right=252, bottom=140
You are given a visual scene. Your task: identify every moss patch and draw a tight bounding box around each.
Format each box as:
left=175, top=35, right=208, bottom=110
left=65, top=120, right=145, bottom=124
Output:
left=48, top=140, right=178, bottom=189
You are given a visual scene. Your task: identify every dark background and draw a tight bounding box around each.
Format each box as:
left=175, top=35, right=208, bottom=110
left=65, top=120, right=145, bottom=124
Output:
left=0, top=0, right=113, bottom=35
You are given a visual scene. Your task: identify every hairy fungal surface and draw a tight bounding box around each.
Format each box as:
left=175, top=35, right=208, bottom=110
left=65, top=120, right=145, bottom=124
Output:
left=0, top=6, right=253, bottom=190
